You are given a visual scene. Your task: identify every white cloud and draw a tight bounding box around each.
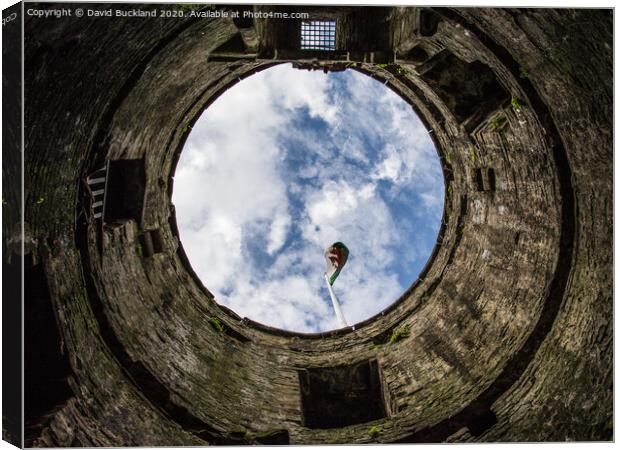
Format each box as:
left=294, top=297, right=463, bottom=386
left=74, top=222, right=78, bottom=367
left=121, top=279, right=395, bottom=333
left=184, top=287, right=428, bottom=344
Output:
left=172, top=64, right=443, bottom=333
left=266, top=213, right=291, bottom=255
left=304, top=181, right=375, bottom=231
left=179, top=216, right=243, bottom=294
left=373, top=144, right=406, bottom=183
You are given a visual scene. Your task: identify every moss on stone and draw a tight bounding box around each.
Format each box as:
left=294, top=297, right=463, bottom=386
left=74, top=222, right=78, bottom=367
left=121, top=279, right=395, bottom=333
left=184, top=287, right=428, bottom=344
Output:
left=368, top=425, right=380, bottom=438
left=376, top=63, right=406, bottom=75
left=468, top=146, right=478, bottom=162
left=511, top=96, right=524, bottom=110
left=390, top=325, right=411, bottom=344
left=488, top=115, right=507, bottom=131
left=208, top=316, right=224, bottom=333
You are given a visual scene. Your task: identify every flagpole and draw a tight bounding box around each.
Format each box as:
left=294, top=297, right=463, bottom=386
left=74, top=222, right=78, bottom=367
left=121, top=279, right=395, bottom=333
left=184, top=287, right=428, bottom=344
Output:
left=324, top=273, right=349, bottom=328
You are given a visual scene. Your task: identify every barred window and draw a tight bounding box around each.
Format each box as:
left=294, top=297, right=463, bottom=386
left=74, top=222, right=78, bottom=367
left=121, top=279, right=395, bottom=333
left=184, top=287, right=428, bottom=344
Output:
left=300, top=20, right=336, bottom=51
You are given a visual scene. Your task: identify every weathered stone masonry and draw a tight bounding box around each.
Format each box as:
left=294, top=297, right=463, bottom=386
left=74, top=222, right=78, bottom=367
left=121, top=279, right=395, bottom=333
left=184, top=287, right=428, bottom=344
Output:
left=13, top=4, right=612, bottom=446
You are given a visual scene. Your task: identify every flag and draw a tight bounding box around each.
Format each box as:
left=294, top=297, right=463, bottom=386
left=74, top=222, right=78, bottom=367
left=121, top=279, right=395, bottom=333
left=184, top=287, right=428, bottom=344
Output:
left=324, top=242, right=349, bottom=285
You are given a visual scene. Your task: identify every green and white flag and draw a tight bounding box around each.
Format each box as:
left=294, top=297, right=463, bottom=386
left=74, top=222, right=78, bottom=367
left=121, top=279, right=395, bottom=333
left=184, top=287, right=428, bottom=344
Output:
left=324, top=242, right=349, bottom=285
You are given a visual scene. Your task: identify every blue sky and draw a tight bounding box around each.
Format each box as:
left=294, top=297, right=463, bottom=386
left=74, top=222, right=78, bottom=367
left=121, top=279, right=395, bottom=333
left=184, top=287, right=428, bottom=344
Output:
left=172, top=64, right=443, bottom=333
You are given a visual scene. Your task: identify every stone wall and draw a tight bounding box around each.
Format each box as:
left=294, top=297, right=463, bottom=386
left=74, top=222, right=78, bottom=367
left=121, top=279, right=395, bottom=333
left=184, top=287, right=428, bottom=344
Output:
left=12, top=4, right=612, bottom=445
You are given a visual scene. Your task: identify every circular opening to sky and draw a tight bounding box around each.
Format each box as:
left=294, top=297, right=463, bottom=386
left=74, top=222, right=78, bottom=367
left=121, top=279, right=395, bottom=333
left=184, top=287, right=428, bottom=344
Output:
left=172, top=64, right=444, bottom=333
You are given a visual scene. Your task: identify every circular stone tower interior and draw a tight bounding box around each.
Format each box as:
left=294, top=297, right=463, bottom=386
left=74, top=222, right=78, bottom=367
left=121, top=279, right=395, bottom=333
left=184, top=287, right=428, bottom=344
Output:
left=12, top=4, right=612, bottom=446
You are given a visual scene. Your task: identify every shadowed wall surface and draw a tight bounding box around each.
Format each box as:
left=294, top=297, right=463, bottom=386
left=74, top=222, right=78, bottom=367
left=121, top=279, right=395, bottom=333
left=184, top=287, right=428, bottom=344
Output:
left=11, top=4, right=612, bottom=446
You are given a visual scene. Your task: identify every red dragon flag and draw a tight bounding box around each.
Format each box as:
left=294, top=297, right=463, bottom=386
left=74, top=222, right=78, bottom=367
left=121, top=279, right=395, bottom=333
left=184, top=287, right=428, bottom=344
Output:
left=324, top=242, right=349, bottom=286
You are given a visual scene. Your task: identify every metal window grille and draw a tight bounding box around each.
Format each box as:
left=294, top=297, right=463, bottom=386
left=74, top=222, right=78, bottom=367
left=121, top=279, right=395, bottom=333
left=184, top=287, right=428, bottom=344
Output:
left=300, top=20, right=336, bottom=51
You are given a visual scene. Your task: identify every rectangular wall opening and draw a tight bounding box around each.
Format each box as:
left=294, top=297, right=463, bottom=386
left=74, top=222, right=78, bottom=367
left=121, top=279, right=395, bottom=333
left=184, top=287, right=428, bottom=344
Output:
left=150, top=229, right=165, bottom=254
left=473, top=168, right=485, bottom=191
left=472, top=167, right=497, bottom=192
left=418, top=51, right=510, bottom=133
left=138, top=229, right=165, bottom=257
left=24, top=263, right=73, bottom=445
left=298, top=359, right=387, bottom=429
left=487, top=167, right=497, bottom=191
left=300, top=20, right=336, bottom=51
left=103, top=158, right=146, bottom=225
left=419, top=9, right=440, bottom=37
